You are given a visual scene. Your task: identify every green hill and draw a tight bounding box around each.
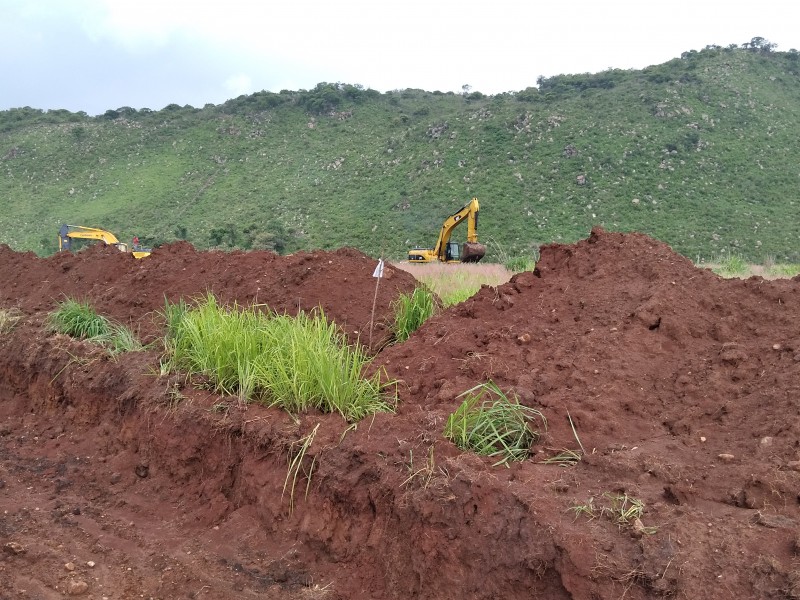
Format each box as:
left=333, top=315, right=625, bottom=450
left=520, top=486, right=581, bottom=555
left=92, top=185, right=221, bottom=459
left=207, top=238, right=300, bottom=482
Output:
left=2, top=41, right=799, bottom=262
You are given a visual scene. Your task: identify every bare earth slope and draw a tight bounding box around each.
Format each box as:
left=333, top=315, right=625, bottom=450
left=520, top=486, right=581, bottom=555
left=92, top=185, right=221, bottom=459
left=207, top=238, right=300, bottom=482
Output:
left=1, top=231, right=798, bottom=600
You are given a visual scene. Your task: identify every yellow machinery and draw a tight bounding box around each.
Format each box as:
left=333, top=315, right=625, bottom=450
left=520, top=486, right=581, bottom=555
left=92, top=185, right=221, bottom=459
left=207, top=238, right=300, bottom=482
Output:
left=58, top=225, right=151, bottom=258
left=408, top=197, right=486, bottom=263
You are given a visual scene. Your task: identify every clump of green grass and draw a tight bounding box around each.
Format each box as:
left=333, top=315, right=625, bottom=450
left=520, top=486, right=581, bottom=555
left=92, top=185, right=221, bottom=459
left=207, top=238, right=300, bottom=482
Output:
left=711, top=253, right=749, bottom=278
left=391, top=287, right=438, bottom=342
left=490, top=238, right=538, bottom=274
left=161, top=296, right=190, bottom=349
left=438, top=287, right=477, bottom=306
left=163, top=294, right=395, bottom=422
left=47, top=298, right=142, bottom=353
left=0, top=308, right=22, bottom=334
left=443, top=381, right=546, bottom=466
left=504, top=255, right=537, bottom=273
left=48, top=298, right=112, bottom=339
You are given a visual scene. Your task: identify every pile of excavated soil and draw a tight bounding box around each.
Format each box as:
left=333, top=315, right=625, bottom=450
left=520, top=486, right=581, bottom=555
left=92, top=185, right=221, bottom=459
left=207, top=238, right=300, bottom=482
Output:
left=1, top=230, right=798, bottom=600
left=0, top=242, right=415, bottom=348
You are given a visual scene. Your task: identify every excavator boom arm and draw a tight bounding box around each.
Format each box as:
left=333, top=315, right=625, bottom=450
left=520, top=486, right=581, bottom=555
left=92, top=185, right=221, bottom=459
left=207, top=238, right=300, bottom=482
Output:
left=407, top=197, right=485, bottom=263
left=432, top=197, right=480, bottom=260
left=57, top=224, right=144, bottom=255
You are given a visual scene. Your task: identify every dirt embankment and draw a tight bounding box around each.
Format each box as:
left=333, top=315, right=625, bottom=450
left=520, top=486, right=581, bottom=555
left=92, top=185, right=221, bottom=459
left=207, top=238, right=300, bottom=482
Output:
left=1, top=231, right=799, bottom=600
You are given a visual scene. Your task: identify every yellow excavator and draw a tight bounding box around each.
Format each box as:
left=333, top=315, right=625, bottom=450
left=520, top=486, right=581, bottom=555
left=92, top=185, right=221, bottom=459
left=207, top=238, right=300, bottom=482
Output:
left=408, top=197, right=486, bottom=263
left=58, top=225, right=151, bottom=259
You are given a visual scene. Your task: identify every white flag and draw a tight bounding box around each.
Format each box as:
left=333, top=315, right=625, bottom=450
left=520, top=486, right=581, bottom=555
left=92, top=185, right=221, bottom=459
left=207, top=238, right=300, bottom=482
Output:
left=372, top=259, right=384, bottom=278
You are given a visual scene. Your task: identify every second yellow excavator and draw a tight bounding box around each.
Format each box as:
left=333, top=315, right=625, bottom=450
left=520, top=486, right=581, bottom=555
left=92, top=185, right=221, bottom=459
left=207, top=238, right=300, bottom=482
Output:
left=408, top=197, right=486, bottom=263
left=58, top=225, right=151, bottom=258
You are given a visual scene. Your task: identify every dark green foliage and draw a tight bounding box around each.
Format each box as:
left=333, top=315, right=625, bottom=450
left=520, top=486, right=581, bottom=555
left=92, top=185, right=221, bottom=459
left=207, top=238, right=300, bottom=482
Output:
left=2, top=46, right=800, bottom=262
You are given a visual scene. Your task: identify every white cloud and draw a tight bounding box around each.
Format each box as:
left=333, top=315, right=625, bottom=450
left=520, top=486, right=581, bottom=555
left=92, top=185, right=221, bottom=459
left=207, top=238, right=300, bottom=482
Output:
left=1, top=0, right=799, bottom=114
left=224, top=74, right=254, bottom=97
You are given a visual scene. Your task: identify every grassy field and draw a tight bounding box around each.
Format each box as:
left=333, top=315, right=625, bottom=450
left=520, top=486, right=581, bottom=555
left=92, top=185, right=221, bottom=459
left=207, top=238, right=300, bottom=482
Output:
left=393, top=261, right=514, bottom=306
left=395, top=258, right=799, bottom=306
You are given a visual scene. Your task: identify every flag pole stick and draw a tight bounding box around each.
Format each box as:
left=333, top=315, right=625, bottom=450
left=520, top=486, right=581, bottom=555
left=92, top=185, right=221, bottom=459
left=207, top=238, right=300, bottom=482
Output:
left=368, top=254, right=384, bottom=349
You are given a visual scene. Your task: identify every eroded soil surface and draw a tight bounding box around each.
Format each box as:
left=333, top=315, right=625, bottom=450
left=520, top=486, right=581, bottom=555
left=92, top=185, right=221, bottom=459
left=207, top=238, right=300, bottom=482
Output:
left=1, top=230, right=799, bottom=600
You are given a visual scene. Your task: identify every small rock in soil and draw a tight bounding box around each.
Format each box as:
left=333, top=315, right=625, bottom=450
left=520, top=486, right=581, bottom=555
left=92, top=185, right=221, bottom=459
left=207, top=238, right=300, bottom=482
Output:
left=110, top=472, right=122, bottom=484
left=67, top=579, right=89, bottom=595
left=3, top=541, right=25, bottom=555
left=135, top=464, right=149, bottom=478
left=718, top=453, right=735, bottom=462
left=753, top=512, right=796, bottom=529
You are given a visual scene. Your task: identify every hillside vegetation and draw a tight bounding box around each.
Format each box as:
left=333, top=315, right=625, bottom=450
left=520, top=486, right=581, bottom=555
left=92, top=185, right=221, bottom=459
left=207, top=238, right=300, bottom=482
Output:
left=2, top=40, right=799, bottom=262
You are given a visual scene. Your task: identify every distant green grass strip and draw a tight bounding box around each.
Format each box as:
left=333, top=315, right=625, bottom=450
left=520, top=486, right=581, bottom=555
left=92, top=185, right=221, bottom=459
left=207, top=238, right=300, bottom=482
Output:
left=711, top=253, right=749, bottom=278
left=164, top=294, right=395, bottom=421
left=765, top=263, right=800, bottom=278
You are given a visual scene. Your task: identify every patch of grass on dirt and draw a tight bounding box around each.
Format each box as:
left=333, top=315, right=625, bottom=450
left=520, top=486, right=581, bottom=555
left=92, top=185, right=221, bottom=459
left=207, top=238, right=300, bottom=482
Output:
left=48, top=298, right=111, bottom=339
left=283, top=423, right=319, bottom=514
left=0, top=308, right=22, bottom=334
left=764, top=262, right=800, bottom=278
left=443, top=381, right=546, bottom=467
left=391, top=287, right=438, bottom=342
left=489, top=238, right=539, bottom=274
left=570, top=492, right=657, bottom=534
left=700, top=256, right=800, bottom=280
left=541, top=411, right=586, bottom=467
left=710, top=253, right=749, bottom=278
left=402, top=445, right=438, bottom=489
left=163, top=294, right=396, bottom=422
left=504, top=255, right=537, bottom=273
left=47, top=298, right=143, bottom=353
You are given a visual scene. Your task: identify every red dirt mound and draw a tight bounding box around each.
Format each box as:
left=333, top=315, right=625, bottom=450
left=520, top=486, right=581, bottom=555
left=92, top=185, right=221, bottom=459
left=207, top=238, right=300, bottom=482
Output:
left=1, top=230, right=799, bottom=600
left=0, top=242, right=416, bottom=348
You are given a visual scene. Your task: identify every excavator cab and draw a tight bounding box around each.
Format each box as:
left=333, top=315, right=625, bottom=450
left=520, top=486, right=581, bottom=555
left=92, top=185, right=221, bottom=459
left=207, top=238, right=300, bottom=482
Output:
left=445, top=242, right=459, bottom=262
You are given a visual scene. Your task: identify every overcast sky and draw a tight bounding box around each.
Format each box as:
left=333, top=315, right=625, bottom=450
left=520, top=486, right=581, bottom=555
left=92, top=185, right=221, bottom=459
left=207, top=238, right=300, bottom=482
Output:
left=2, top=0, right=799, bottom=116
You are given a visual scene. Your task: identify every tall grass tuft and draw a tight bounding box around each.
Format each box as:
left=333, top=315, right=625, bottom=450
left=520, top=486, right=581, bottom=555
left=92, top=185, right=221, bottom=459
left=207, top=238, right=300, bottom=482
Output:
left=163, top=294, right=395, bottom=421
left=391, top=287, right=438, bottom=342
left=47, top=298, right=143, bottom=354
left=48, top=298, right=112, bottom=339
left=443, top=381, right=546, bottom=466
left=161, top=296, right=190, bottom=352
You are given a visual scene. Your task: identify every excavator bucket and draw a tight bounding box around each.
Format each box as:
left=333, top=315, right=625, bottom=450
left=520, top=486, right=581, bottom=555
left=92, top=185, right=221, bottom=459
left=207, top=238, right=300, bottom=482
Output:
left=460, top=242, right=486, bottom=263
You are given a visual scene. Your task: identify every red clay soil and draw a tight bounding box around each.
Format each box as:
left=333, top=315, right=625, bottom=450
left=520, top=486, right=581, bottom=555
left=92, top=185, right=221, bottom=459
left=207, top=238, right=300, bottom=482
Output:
left=0, top=230, right=799, bottom=600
